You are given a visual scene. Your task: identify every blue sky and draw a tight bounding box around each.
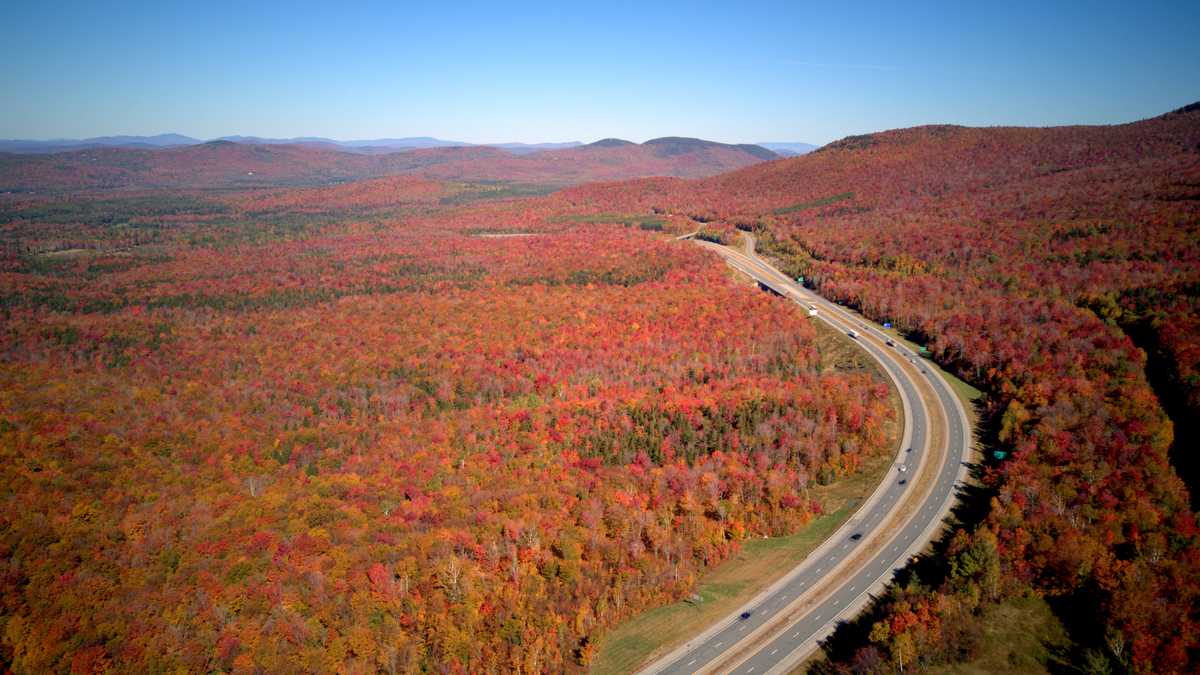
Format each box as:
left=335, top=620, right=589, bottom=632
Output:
left=2, top=1, right=1198, bottom=144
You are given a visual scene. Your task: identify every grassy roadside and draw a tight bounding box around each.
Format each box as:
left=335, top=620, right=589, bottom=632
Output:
left=590, top=317, right=903, bottom=675
left=590, top=449, right=897, bottom=675
left=732, top=237, right=1011, bottom=675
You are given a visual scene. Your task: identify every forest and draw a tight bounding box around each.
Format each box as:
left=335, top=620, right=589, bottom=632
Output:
left=557, top=103, right=1200, bottom=672
left=0, top=176, right=894, bottom=671
left=2, top=103, right=1198, bottom=673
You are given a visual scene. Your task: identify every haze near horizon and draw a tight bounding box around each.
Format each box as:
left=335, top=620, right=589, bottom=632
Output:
left=2, top=0, right=1198, bottom=145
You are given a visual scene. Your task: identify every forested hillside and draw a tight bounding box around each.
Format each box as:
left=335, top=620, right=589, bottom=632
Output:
left=559, top=104, right=1200, bottom=672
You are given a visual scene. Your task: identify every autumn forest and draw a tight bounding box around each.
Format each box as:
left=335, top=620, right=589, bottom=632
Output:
left=2, top=103, right=1199, bottom=674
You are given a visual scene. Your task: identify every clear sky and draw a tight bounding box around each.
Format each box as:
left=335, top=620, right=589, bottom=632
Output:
left=2, top=1, right=1198, bottom=145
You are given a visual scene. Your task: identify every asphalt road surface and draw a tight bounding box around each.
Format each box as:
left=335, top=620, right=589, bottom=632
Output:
left=642, top=238, right=971, bottom=675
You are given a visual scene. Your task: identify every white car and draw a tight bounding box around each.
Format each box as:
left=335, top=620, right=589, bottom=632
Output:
left=899, top=464, right=908, bottom=473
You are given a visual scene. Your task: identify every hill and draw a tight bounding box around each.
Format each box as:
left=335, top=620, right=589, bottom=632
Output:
left=562, top=103, right=1200, bottom=673
left=642, top=136, right=778, bottom=161
left=0, top=137, right=778, bottom=191
left=405, top=138, right=777, bottom=183
left=0, top=141, right=383, bottom=191
left=0, top=133, right=200, bottom=154
left=586, top=138, right=636, bottom=148
left=0, top=134, right=584, bottom=155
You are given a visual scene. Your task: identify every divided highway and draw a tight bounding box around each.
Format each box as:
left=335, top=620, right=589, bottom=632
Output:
left=641, top=238, right=972, bottom=675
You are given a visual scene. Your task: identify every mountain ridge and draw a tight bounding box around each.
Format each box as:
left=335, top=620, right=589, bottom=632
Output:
left=0, top=134, right=799, bottom=158
left=757, top=141, right=819, bottom=156
left=0, top=135, right=778, bottom=190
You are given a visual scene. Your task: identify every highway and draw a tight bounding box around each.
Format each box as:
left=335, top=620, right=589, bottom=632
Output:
left=641, top=237, right=972, bottom=675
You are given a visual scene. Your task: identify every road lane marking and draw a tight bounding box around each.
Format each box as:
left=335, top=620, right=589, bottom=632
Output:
left=706, top=245, right=968, bottom=671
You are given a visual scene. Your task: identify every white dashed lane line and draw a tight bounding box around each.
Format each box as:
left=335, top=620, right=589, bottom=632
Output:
left=674, top=245, right=969, bottom=675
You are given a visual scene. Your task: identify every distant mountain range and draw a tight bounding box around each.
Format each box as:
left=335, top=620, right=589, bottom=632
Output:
left=0, top=134, right=199, bottom=153
left=0, top=136, right=794, bottom=191
left=0, top=134, right=816, bottom=156
left=208, top=136, right=586, bottom=155
left=756, top=142, right=818, bottom=156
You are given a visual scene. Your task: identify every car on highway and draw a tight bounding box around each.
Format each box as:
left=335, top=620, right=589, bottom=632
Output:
left=659, top=240, right=971, bottom=675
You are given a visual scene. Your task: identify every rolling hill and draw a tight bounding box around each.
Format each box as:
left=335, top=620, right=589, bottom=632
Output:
left=0, top=134, right=583, bottom=155
left=0, top=137, right=778, bottom=191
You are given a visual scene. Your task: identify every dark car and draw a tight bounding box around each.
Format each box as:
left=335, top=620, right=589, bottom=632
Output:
left=899, top=479, right=908, bottom=485
left=850, top=532, right=863, bottom=541
left=739, top=611, right=752, bottom=620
